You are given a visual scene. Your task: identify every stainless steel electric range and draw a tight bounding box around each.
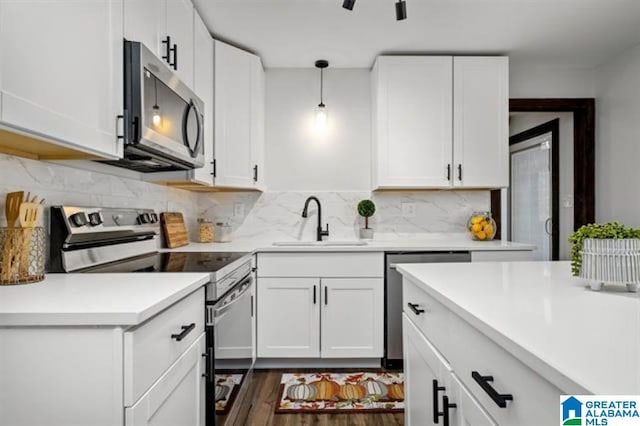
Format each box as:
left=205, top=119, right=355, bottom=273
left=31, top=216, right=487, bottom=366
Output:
left=49, top=205, right=255, bottom=426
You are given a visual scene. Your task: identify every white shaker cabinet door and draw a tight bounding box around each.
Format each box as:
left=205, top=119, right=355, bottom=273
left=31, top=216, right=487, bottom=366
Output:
left=250, top=55, right=266, bottom=190
left=372, top=56, right=453, bottom=189
left=403, top=314, right=452, bottom=426
left=0, top=0, right=124, bottom=158
left=449, top=373, right=497, bottom=426
left=257, top=277, right=320, bottom=358
left=125, top=333, right=206, bottom=426
left=320, top=278, right=383, bottom=358
left=214, top=40, right=255, bottom=188
left=192, top=11, right=214, bottom=185
left=124, top=0, right=166, bottom=57
left=453, top=57, right=509, bottom=188
left=166, top=0, right=195, bottom=89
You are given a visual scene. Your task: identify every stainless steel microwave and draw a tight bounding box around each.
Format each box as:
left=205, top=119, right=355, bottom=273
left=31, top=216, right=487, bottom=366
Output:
left=103, top=40, right=204, bottom=173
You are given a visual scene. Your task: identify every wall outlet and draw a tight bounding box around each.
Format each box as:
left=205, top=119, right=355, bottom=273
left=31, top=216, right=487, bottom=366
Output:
left=234, top=203, right=245, bottom=218
left=401, top=202, right=416, bottom=218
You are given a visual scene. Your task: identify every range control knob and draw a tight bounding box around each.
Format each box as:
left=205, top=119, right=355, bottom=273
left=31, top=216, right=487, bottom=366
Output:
left=138, top=213, right=151, bottom=224
left=150, top=213, right=159, bottom=223
left=69, top=212, right=89, bottom=227
left=88, top=212, right=103, bottom=226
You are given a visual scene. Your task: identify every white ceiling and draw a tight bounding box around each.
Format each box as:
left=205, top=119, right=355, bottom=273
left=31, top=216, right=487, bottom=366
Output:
left=193, top=0, right=640, bottom=69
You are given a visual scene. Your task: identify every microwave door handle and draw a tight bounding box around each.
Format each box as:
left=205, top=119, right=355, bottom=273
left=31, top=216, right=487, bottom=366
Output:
left=182, top=99, right=202, bottom=158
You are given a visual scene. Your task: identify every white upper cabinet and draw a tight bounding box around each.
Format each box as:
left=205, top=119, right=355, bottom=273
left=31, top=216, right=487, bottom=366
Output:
left=124, top=0, right=195, bottom=89
left=453, top=57, right=509, bottom=188
left=0, top=0, right=124, bottom=159
left=214, top=40, right=264, bottom=189
left=166, top=0, right=195, bottom=89
left=372, top=55, right=509, bottom=190
left=372, top=56, right=453, bottom=189
left=192, top=12, right=214, bottom=185
left=251, top=56, right=266, bottom=190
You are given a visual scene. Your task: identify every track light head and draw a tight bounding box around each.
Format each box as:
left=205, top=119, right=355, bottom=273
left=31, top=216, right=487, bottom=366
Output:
left=342, top=0, right=356, bottom=11
left=395, top=0, right=407, bottom=20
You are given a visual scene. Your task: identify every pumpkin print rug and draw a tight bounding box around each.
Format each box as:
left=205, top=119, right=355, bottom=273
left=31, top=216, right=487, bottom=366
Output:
left=215, top=374, right=243, bottom=414
left=276, top=372, right=404, bottom=413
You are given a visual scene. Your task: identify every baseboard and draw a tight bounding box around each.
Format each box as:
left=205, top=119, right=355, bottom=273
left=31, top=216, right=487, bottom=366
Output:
left=254, top=358, right=383, bottom=369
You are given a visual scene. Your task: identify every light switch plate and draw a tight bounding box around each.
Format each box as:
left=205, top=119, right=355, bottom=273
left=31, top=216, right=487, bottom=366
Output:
left=401, top=202, right=416, bottom=218
left=234, top=203, right=245, bottom=218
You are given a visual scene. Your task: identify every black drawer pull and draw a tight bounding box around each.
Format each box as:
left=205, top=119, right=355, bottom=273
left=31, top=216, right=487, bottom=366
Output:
left=407, top=302, right=425, bottom=315
left=472, top=371, right=513, bottom=408
left=432, top=379, right=445, bottom=423
left=171, top=323, right=195, bottom=341
left=440, top=395, right=457, bottom=426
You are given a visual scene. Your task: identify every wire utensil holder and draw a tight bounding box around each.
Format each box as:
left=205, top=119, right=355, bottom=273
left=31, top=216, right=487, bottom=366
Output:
left=579, top=238, right=640, bottom=292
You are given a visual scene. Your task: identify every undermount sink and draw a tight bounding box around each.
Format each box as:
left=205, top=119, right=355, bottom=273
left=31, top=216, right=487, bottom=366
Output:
left=272, top=240, right=368, bottom=247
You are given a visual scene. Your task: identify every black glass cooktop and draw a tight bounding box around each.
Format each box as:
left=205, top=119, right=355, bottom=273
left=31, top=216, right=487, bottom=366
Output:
left=79, top=251, right=250, bottom=274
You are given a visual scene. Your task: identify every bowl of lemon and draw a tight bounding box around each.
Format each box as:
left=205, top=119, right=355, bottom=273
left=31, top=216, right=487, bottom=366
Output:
left=467, top=212, right=497, bottom=241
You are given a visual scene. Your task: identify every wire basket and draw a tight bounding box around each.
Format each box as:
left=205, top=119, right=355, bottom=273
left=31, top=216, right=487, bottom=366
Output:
left=579, top=238, right=640, bottom=292
left=0, top=227, right=46, bottom=285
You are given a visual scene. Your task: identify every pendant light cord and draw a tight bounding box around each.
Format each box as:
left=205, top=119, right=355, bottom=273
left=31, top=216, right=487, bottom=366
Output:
left=320, top=67, right=324, bottom=106
left=154, top=76, right=159, bottom=106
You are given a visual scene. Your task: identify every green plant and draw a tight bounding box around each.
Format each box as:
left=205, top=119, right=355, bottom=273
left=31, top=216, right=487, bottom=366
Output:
left=357, top=200, right=376, bottom=229
left=568, top=222, right=640, bottom=276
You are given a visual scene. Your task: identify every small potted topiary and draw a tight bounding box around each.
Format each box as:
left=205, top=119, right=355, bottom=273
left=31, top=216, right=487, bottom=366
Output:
left=357, top=199, right=376, bottom=240
left=569, top=221, right=640, bottom=291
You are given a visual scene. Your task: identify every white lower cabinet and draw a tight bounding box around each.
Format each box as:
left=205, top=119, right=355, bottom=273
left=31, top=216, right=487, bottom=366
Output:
left=321, top=278, right=383, bottom=358
left=403, top=313, right=496, bottom=426
left=126, top=333, right=206, bottom=426
left=256, top=254, right=384, bottom=359
left=257, top=277, right=320, bottom=358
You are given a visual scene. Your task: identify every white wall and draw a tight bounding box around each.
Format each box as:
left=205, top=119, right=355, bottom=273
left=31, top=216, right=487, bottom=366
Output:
left=510, top=62, right=596, bottom=98
left=509, top=112, right=574, bottom=259
left=265, top=68, right=371, bottom=191
left=595, top=43, right=640, bottom=227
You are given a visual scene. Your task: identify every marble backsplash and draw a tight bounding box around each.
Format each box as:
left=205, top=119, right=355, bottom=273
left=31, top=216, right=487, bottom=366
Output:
left=199, top=190, right=490, bottom=241
left=0, top=153, right=200, bottom=235
left=0, top=153, right=489, bottom=242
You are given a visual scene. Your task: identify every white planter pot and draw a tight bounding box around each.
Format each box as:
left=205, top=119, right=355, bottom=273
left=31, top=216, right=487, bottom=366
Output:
left=359, top=228, right=374, bottom=240
left=580, top=238, right=640, bottom=292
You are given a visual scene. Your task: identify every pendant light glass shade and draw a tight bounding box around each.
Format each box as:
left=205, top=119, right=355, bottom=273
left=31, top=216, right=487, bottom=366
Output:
left=152, top=104, right=163, bottom=127
left=314, top=60, right=329, bottom=133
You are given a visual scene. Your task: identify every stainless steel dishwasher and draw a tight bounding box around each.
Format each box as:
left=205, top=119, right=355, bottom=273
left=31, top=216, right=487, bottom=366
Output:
left=384, top=251, right=471, bottom=369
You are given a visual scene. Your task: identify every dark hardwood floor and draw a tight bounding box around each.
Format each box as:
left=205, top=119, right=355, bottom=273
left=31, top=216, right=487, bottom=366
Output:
left=238, top=370, right=405, bottom=426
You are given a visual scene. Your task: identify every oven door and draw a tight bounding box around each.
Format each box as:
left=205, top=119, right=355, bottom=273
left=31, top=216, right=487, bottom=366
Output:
left=206, top=273, right=255, bottom=426
left=123, top=41, right=204, bottom=171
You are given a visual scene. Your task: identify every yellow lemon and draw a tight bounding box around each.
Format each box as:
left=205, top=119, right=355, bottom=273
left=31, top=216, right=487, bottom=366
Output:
left=475, top=231, right=487, bottom=240
left=471, top=216, right=484, bottom=225
left=471, top=223, right=483, bottom=232
left=483, top=224, right=494, bottom=236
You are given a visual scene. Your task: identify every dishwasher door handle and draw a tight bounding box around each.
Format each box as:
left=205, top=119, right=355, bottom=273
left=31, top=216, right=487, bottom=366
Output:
left=389, top=264, right=398, bottom=270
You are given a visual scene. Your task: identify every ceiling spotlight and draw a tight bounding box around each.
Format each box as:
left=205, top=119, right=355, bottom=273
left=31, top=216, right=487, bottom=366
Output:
left=342, top=0, right=356, bottom=10
left=395, top=0, right=407, bottom=20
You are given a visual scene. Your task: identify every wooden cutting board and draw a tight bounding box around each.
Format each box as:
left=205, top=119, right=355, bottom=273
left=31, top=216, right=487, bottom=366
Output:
left=160, top=212, right=189, bottom=249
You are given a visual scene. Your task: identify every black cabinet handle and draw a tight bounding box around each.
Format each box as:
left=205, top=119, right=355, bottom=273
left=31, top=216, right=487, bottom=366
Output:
left=324, top=286, right=328, bottom=305
left=250, top=295, right=254, bottom=317
left=211, top=159, right=217, bottom=177
left=432, top=379, right=445, bottom=423
left=446, top=164, right=451, bottom=181
left=457, top=164, right=462, bottom=181
left=407, top=302, right=425, bottom=315
left=172, top=43, right=178, bottom=70
left=472, top=371, right=513, bottom=408
left=162, top=36, right=172, bottom=65
left=440, top=395, right=456, bottom=426
left=253, top=165, right=258, bottom=182
left=313, top=285, right=317, bottom=304
left=171, top=323, right=195, bottom=341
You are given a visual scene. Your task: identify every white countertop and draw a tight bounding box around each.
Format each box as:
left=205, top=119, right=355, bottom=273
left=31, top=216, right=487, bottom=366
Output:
left=0, top=273, right=210, bottom=326
left=397, top=261, right=640, bottom=394
left=163, top=234, right=534, bottom=254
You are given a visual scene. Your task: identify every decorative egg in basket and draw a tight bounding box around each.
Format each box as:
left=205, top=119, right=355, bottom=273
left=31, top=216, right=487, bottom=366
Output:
left=467, top=212, right=497, bottom=241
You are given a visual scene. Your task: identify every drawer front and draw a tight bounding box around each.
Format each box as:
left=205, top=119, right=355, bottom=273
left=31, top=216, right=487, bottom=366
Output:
left=402, top=277, right=450, bottom=356
left=471, top=250, right=533, bottom=262
left=257, top=252, right=384, bottom=278
left=446, top=312, right=562, bottom=426
left=124, top=288, right=205, bottom=406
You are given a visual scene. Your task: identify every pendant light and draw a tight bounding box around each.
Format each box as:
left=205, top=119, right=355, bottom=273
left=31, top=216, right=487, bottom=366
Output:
left=314, top=60, right=329, bottom=131
left=151, top=76, right=162, bottom=127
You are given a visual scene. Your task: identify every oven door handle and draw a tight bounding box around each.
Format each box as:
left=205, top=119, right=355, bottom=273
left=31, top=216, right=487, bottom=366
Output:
left=214, top=275, right=253, bottom=321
